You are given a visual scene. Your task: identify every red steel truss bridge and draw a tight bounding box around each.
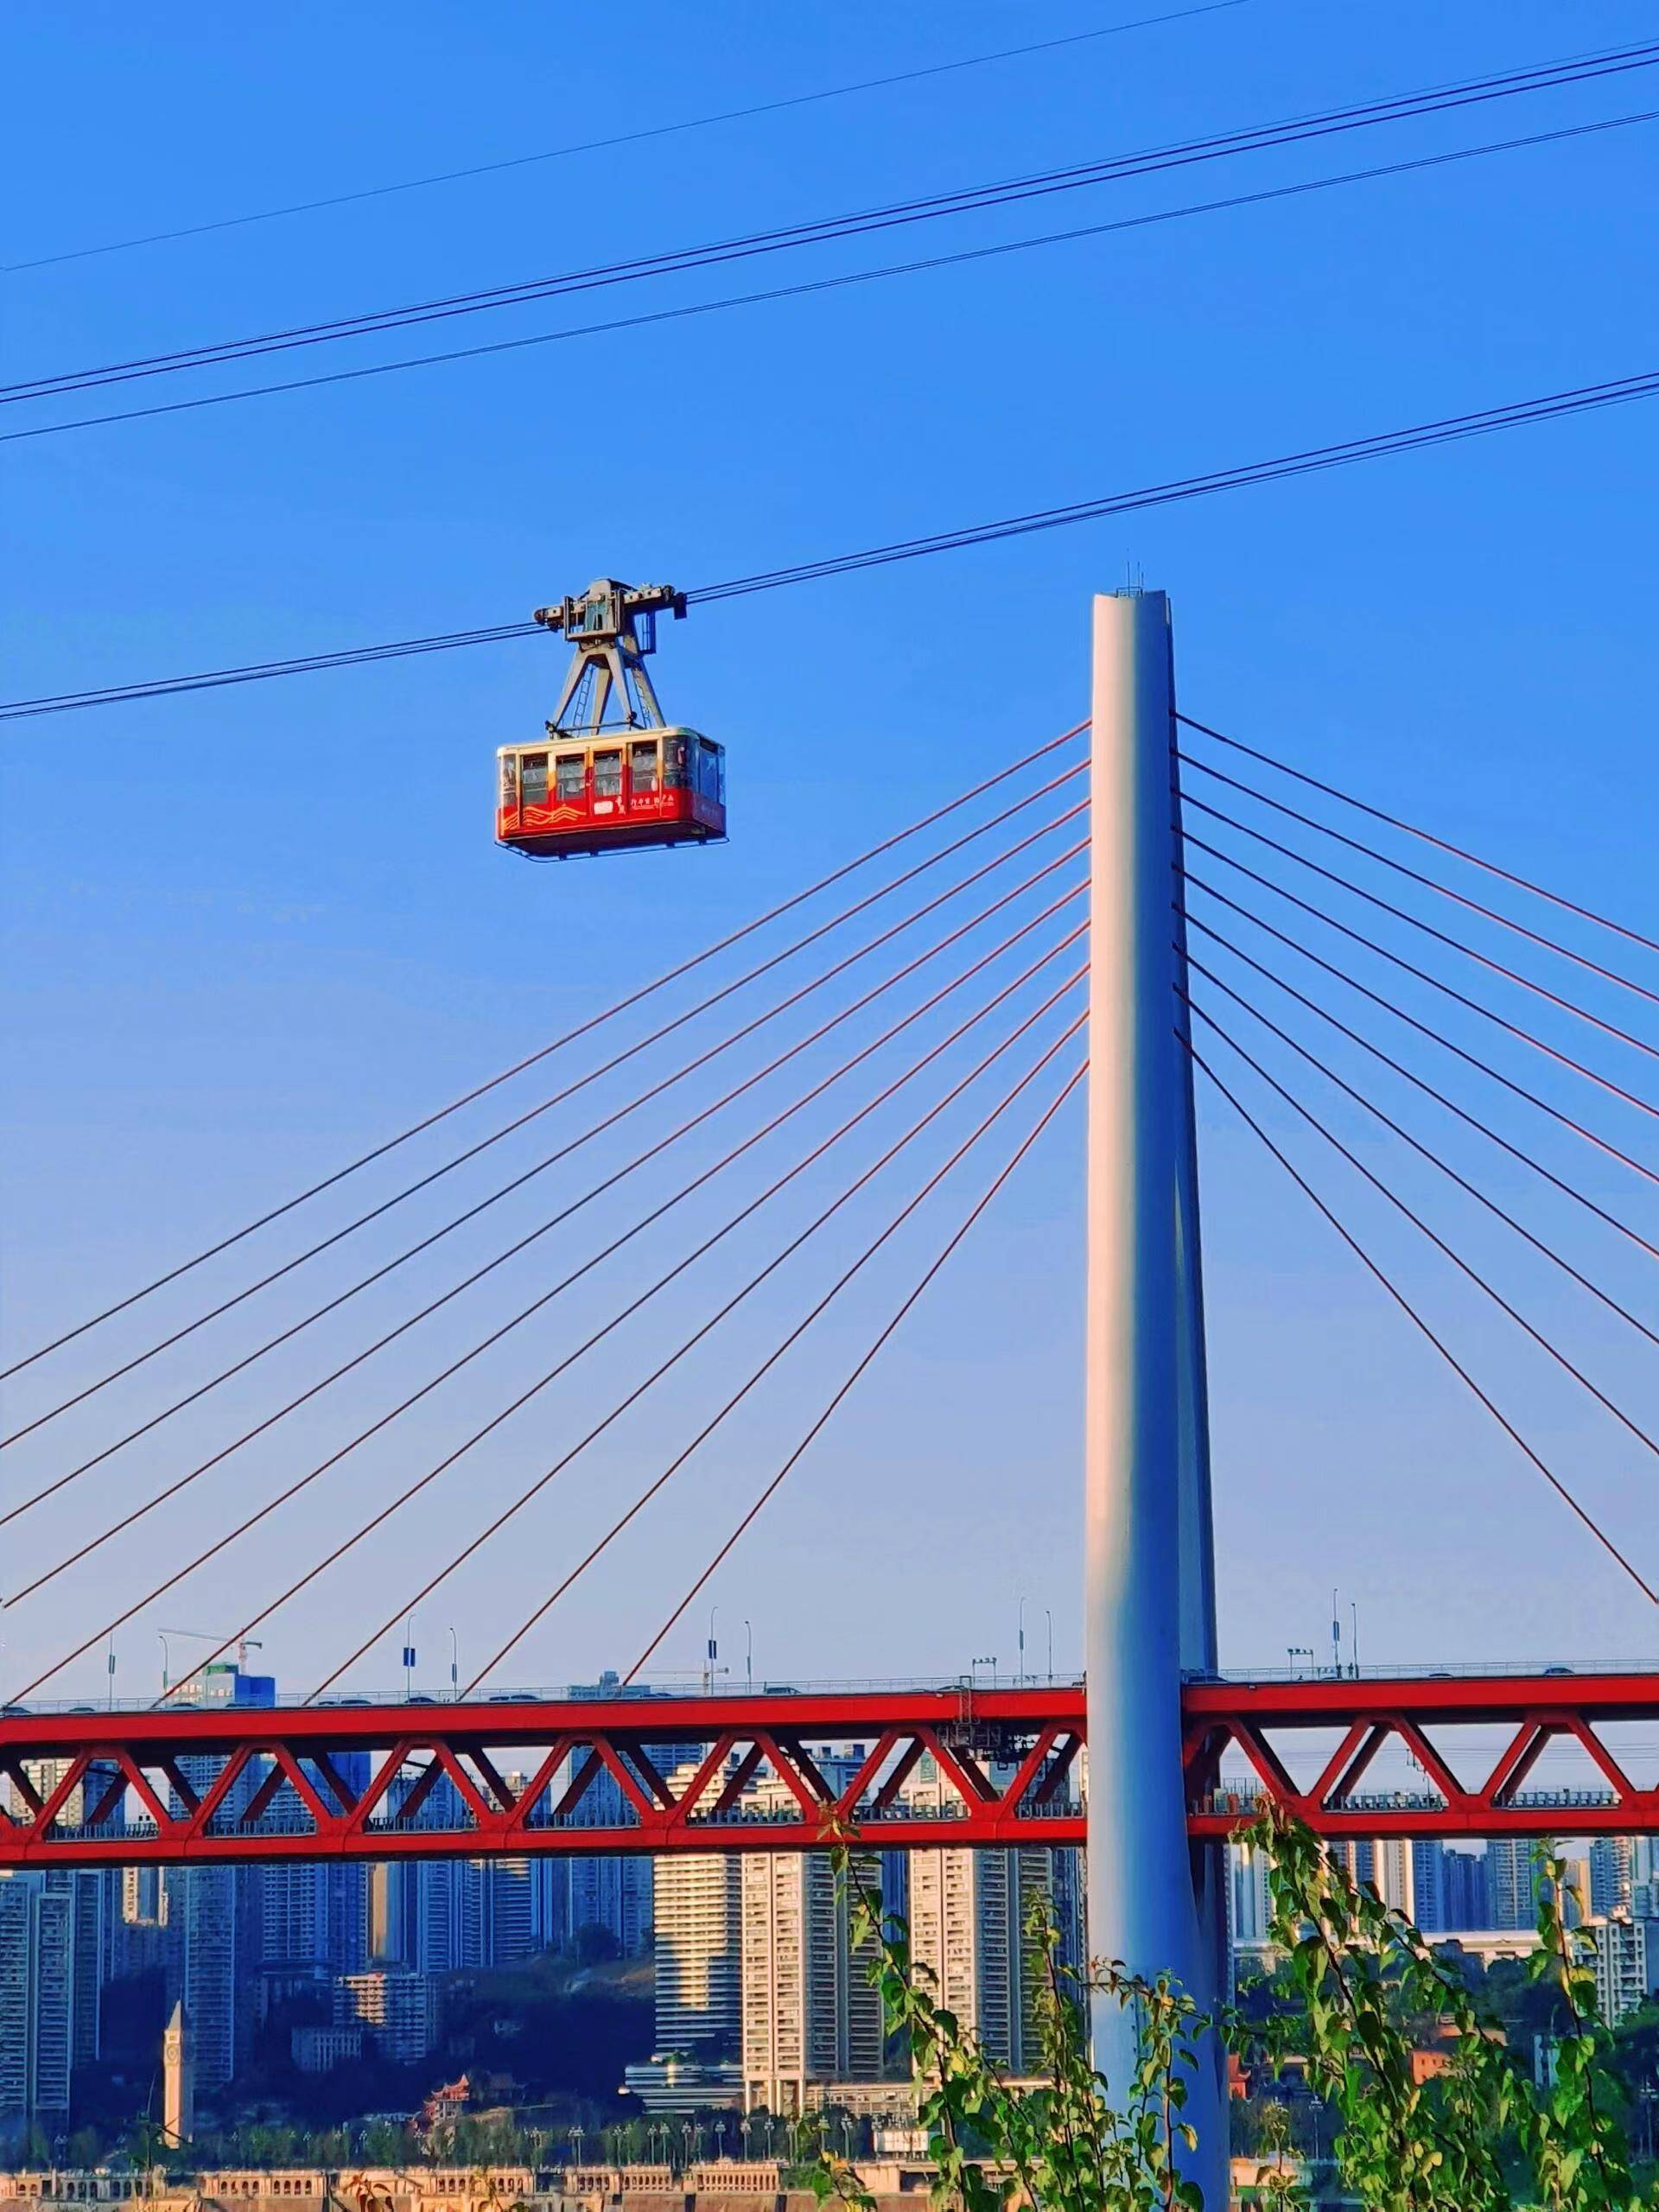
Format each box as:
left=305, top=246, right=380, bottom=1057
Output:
left=3, top=1669, right=1658, bottom=1868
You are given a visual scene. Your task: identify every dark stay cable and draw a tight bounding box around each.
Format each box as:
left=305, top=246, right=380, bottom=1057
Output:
left=1181, top=835, right=1659, bottom=1135
left=1185, top=953, right=1659, bottom=1351
left=23, top=966, right=1085, bottom=1702
left=0, top=759, right=1084, bottom=1433
left=1181, top=791, right=1659, bottom=1074
left=8, top=870, right=1083, bottom=1589
left=1190, top=1007, right=1659, bottom=1476
left=1184, top=907, right=1659, bottom=1268
left=308, top=1009, right=1084, bottom=1699
left=1184, top=870, right=1659, bottom=1202
left=177, top=943, right=1088, bottom=1703
left=626, top=1058, right=1084, bottom=1681
left=1187, top=1043, right=1659, bottom=1610
left=1179, top=746, right=1659, bottom=1018
left=1179, top=712, right=1659, bottom=969
left=0, top=723, right=1083, bottom=1377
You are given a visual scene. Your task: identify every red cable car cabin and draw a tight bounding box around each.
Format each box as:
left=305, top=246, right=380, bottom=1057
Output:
left=496, top=726, right=727, bottom=859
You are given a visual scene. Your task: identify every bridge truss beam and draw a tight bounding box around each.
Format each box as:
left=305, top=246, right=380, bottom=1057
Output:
left=2, top=1675, right=1656, bottom=1867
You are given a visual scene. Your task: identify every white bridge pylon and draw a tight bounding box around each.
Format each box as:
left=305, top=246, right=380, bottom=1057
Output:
left=1084, top=590, right=1224, bottom=2189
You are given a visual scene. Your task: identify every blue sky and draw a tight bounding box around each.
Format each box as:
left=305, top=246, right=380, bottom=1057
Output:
left=3, top=0, right=1658, bottom=1710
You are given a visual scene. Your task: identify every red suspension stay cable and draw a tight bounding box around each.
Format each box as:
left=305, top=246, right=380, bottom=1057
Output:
left=2, top=772, right=1084, bottom=1453
left=1188, top=1042, right=1659, bottom=1610
left=1183, top=793, right=1659, bottom=1077
left=0, top=722, right=1084, bottom=1382
left=1179, top=746, right=1659, bottom=1017
left=1179, top=713, right=1659, bottom=968
left=626, top=1057, right=1083, bottom=1681
left=9, top=879, right=1086, bottom=1617
left=1190, top=1006, right=1659, bottom=1479
left=1182, top=842, right=1659, bottom=1137
left=1, top=816, right=1085, bottom=1526
left=1185, top=956, right=1659, bottom=1351
left=307, top=1007, right=1085, bottom=1700
left=20, top=961, right=1084, bottom=1701
left=1185, top=909, right=1659, bottom=1268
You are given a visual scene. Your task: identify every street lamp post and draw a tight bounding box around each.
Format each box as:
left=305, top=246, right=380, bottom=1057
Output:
left=706, top=1607, right=719, bottom=1695
left=1017, top=1597, right=1027, bottom=1686
left=1045, top=1607, right=1053, bottom=1681
left=744, top=1618, right=753, bottom=1692
left=448, top=1626, right=459, bottom=1700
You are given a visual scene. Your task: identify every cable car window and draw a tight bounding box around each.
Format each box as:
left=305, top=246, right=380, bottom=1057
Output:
left=555, top=754, right=585, bottom=802
left=520, top=753, right=549, bottom=807
left=499, top=755, right=518, bottom=808
left=664, top=735, right=690, bottom=790
left=630, top=740, right=659, bottom=793
left=697, top=740, right=721, bottom=798
left=594, top=750, right=623, bottom=799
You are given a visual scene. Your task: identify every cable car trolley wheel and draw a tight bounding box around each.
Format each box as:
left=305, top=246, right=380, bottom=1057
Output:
left=494, top=578, right=726, bottom=861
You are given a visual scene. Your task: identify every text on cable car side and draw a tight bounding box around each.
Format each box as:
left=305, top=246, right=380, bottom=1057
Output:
left=496, top=578, right=727, bottom=860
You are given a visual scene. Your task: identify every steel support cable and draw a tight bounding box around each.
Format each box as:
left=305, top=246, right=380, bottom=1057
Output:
left=1180, top=830, right=1659, bottom=1134
left=1188, top=1007, right=1659, bottom=1483
left=24, top=962, right=1088, bottom=1705
left=0, top=722, right=1082, bottom=1375
left=3, top=849, right=1087, bottom=1544
left=14, top=111, right=1656, bottom=449
left=1181, top=791, right=1659, bottom=1076
left=276, top=950, right=1092, bottom=1689
left=1186, top=1041, right=1659, bottom=1610
left=1179, top=714, right=1659, bottom=969
left=1185, top=870, right=1659, bottom=1202
left=1184, top=910, right=1659, bottom=1270
left=1185, top=955, right=1659, bottom=1352
left=0, top=769, right=1085, bottom=1447
left=307, top=1007, right=1086, bottom=1701
left=1178, top=747, right=1659, bottom=1019
left=626, top=1058, right=1082, bottom=1682
left=14, top=41, right=1654, bottom=402
left=473, top=1061, right=1084, bottom=1684
left=11, top=369, right=1659, bottom=721
left=7, top=871, right=1085, bottom=1590
left=4, top=6, right=1248, bottom=272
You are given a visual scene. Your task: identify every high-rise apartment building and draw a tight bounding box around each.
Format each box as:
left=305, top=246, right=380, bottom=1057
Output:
left=1440, top=1848, right=1491, bottom=1930
left=653, top=1847, right=744, bottom=2056
left=1487, top=1839, right=1542, bottom=1932
left=739, top=1773, right=883, bottom=2113
left=1590, top=1916, right=1659, bottom=2026
left=1591, top=1838, right=1635, bottom=1919
left=0, top=1872, right=75, bottom=2141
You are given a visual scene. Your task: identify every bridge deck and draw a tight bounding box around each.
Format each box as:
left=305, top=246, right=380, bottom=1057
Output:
left=1, top=1672, right=1655, bottom=1865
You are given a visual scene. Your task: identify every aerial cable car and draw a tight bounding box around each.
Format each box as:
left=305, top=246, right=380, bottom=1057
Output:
left=496, top=578, right=727, bottom=860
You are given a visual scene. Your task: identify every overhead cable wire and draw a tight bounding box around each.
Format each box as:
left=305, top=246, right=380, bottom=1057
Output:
left=1182, top=868, right=1659, bottom=1198
left=13, top=40, right=1654, bottom=404
left=1184, top=909, right=1659, bottom=1268
left=1189, top=1007, right=1659, bottom=1480
left=1179, top=712, right=1659, bottom=968
left=0, top=722, right=1082, bottom=1374
left=1179, top=746, right=1659, bottom=1018
left=3, top=3, right=1249, bottom=271
left=307, top=1006, right=1086, bottom=1700
left=1182, top=790, right=1659, bottom=1071
left=11, top=107, right=1654, bottom=446
left=0, top=762, right=1084, bottom=1446
left=626, top=1057, right=1082, bottom=1681
left=1185, top=954, right=1659, bottom=1351
left=8, top=367, right=1659, bottom=721
left=175, top=952, right=1088, bottom=1703
left=7, top=857, right=1084, bottom=1580
left=1186, top=1043, right=1659, bottom=1611
left=1181, top=826, right=1659, bottom=1127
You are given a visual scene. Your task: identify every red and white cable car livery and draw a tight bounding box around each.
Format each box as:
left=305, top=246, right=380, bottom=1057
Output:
left=496, top=578, right=727, bottom=861
left=497, top=726, right=726, bottom=858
